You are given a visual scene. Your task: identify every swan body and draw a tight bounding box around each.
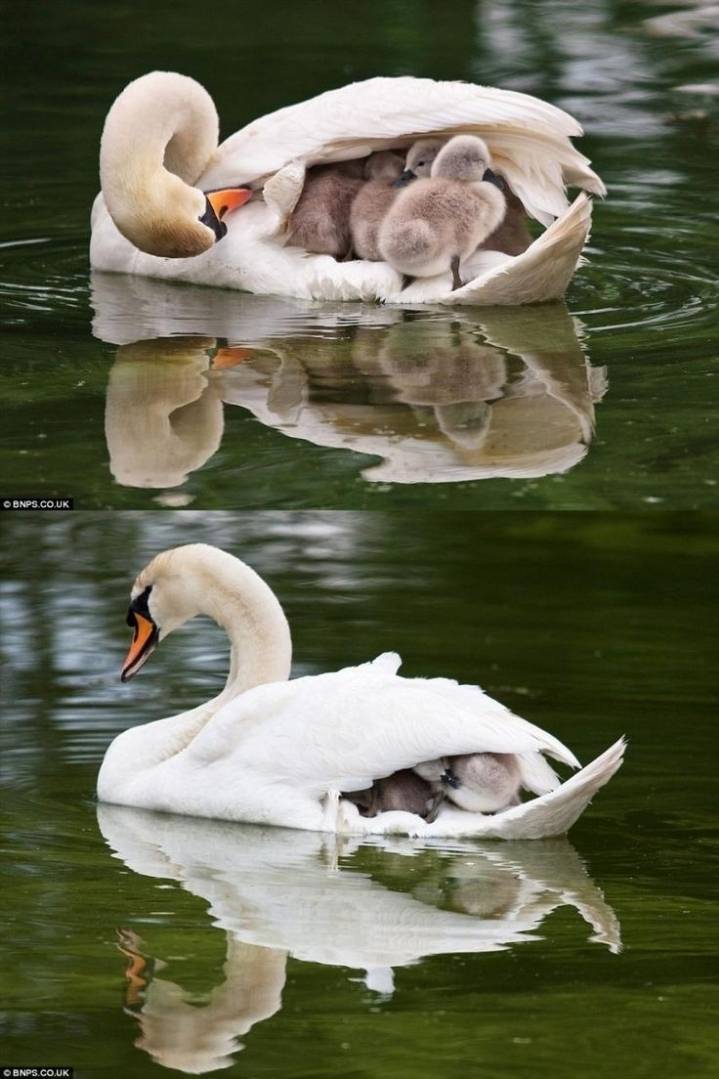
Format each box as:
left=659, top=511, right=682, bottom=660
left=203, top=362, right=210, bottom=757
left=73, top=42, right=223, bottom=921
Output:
left=98, top=544, right=624, bottom=838
left=90, top=72, right=604, bottom=305
left=379, top=136, right=507, bottom=286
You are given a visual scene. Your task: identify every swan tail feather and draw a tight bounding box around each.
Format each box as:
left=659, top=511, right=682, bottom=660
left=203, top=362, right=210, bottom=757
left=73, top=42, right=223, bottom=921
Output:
left=446, top=192, right=592, bottom=307
left=517, top=751, right=562, bottom=795
left=422, top=738, right=625, bottom=839
left=483, top=738, right=626, bottom=839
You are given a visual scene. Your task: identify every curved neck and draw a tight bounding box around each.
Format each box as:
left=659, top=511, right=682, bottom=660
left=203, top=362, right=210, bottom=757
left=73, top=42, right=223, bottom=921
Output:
left=99, top=72, right=219, bottom=253
left=196, top=554, right=293, bottom=704
left=97, top=549, right=292, bottom=797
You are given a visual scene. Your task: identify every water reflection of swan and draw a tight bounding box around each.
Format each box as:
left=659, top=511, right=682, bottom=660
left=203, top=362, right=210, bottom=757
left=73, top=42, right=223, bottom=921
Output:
left=94, top=274, right=606, bottom=489
left=105, top=337, right=223, bottom=489
left=99, top=806, right=620, bottom=1074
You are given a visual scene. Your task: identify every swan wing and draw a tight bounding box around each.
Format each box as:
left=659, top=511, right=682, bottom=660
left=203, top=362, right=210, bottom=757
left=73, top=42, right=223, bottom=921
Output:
left=188, top=652, right=579, bottom=795
left=200, top=76, right=604, bottom=225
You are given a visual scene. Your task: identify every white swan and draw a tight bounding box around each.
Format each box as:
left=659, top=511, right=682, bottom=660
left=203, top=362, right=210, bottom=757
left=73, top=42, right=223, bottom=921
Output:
left=98, top=544, right=624, bottom=837
left=90, top=71, right=604, bottom=305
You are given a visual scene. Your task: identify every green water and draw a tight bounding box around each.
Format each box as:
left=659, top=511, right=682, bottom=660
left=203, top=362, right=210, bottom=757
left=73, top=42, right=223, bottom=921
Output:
left=1, top=0, right=718, bottom=509
left=1, top=513, right=717, bottom=1076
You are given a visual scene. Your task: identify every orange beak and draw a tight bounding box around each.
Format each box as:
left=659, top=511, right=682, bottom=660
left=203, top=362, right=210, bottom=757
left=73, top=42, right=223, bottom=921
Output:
left=212, top=346, right=255, bottom=369
left=121, top=612, right=158, bottom=682
left=206, top=187, right=253, bottom=221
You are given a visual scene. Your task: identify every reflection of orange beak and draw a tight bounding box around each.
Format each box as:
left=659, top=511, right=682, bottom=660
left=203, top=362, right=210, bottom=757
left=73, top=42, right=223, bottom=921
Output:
left=206, top=187, right=253, bottom=221
left=212, top=346, right=255, bottom=369
left=121, top=612, right=158, bottom=682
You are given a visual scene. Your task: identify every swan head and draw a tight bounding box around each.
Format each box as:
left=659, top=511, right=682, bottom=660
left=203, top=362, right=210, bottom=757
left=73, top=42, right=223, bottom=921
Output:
left=394, top=138, right=445, bottom=187
left=121, top=546, right=213, bottom=681
left=120, top=544, right=292, bottom=686
left=431, top=135, right=493, bottom=182
left=99, top=71, right=253, bottom=258
left=107, top=176, right=253, bottom=259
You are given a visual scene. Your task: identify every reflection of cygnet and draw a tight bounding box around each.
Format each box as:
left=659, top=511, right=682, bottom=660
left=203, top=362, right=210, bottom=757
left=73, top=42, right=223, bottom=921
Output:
left=105, top=337, right=223, bottom=489
left=349, top=151, right=404, bottom=261
left=379, top=136, right=506, bottom=289
left=365, top=320, right=509, bottom=405
left=286, top=162, right=364, bottom=259
left=415, top=753, right=522, bottom=813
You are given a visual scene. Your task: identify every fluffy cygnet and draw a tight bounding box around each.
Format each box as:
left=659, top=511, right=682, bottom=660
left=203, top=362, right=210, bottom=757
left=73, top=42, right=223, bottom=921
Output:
left=349, top=151, right=404, bottom=261
left=344, top=769, right=443, bottom=822
left=394, top=137, right=446, bottom=187
left=286, top=162, right=364, bottom=259
left=378, top=135, right=507, bottom=289
left=414, top=752, right=521, bottom=813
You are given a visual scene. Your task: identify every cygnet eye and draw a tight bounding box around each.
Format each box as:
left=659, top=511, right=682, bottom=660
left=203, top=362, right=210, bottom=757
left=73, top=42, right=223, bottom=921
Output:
left=417, top=160, right=425, bottom=167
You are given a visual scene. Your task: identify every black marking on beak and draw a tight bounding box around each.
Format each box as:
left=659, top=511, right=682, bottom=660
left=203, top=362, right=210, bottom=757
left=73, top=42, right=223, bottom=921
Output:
left=441, top=768, right=461, bottom=790
left=126, top=585, right=153, bottom=627
left=199, top=198, right=228, bottom=243
left=393, top=169, right=417, bottom=189
left=122, top=585, right=158, bottom=683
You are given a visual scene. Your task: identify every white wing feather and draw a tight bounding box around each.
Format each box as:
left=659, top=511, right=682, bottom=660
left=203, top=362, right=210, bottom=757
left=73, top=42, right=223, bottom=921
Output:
left=188, top=652, right=579, bottom=796
left=199, top=76, right=604, bottom=225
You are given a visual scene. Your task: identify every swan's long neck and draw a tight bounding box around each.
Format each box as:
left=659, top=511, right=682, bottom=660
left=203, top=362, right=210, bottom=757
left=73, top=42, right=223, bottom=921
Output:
left=99, top=71, right=219, bottom=256
left=97, top=549, right=292, bottom=798
left=200, top=555, right=293, bottom=704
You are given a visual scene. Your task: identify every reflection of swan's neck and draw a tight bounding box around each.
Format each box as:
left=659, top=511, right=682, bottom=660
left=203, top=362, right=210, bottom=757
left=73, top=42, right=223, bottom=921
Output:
left=134, top=938, right=286, bottom=1074
left=106, top=337, right=224, bottom=490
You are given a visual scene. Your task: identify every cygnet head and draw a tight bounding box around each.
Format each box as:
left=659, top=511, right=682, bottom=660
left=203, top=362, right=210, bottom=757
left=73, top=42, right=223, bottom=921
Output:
left=431, top=135, right=493, bottom=182
left=364, top=151, right=404, bottom=183
left=394, top=138, right=445, bottom=187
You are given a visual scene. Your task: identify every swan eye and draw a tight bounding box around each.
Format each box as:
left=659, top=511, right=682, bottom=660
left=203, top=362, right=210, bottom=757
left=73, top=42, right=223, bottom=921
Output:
left=126, top=584, right=153, bottom=627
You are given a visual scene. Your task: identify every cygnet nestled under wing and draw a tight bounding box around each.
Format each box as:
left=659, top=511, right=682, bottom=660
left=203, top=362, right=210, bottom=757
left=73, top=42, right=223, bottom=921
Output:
left=286, top=162, right=364, bottom=259
left=378, top=135, right=507, bottom=289
left=349, top=151, right=404, bottom=261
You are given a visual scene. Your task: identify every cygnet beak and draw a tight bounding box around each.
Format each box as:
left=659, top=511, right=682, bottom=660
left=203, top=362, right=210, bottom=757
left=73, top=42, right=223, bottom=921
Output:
left=441, top=768, right=461, bottom=790
left=393, top=169, right=416, bottom=188
left=483, top=168, right=505, bottom=191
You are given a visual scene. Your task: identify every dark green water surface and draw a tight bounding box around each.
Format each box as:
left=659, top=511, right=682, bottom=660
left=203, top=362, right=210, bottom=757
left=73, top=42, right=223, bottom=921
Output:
left=1, top=513, right=717, bottom=1076
left=1, top=0, right=718, bottom=509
